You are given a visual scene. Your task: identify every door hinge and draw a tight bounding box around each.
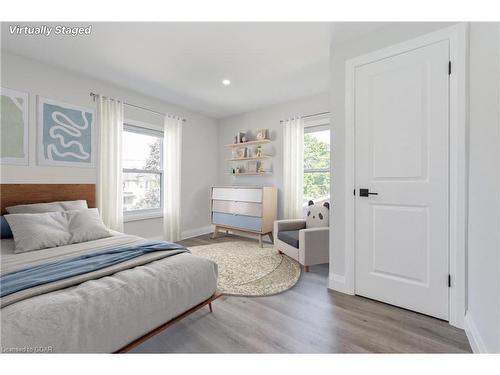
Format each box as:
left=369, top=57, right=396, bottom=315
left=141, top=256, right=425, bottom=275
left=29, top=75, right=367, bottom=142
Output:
left=448, top=274, right=452, bottom=288
left=448, top=61, right=452, bottom=75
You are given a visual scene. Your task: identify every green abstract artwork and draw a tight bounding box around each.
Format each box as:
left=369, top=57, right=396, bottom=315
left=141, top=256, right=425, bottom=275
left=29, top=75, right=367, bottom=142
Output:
left=1, top=88, right=29, bottom=165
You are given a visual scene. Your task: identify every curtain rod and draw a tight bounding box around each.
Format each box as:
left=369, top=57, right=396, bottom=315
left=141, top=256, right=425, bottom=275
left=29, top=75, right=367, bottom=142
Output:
left=280, top=111, right=330, bottom=123
left=90, top=92, right=186, bottom=122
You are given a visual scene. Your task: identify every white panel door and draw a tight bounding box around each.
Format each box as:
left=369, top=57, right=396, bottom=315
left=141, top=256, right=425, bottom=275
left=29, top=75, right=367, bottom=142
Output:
left=355, top=40, right=450, bottom=320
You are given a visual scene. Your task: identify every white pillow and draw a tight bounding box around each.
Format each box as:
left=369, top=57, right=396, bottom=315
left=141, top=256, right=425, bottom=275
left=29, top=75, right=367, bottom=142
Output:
left=5, top=211, right=72, bottom=253
left=5, top=208, right=111, bottom=253
left=6, top=200, right=88, bottom=214
left=66, top=208, right=111, bottom=245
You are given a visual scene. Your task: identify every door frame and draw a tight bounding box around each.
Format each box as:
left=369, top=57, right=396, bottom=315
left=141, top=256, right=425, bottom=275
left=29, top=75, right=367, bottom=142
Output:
left=343, top=23, right=468, bottom=328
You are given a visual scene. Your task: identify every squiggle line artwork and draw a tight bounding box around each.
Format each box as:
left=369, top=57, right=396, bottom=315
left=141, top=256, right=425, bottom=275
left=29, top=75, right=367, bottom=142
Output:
left=46, top=110, right=90, bottom=161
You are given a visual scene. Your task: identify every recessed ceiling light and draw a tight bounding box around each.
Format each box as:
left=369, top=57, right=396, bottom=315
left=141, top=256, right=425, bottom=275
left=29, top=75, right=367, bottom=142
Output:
left=222, top=79, right=231, bottom=86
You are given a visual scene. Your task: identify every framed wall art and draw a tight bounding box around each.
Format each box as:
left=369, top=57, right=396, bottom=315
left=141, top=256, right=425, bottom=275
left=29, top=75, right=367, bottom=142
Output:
left=38, top=97, right=94, bottom=167
left=1, top=87, right=29, bottom=165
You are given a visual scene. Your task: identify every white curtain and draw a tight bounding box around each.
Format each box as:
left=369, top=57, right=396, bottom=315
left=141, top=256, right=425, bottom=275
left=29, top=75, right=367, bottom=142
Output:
left=163, top=115, right=182, bottom=242
left=96, top=96, right=124, bottom=231
left=283, top=116, right=304, bottom=219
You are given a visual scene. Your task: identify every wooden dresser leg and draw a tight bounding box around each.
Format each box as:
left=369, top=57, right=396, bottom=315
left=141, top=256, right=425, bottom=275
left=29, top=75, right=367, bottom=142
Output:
left=268, top=232, right=274, bottom=243
left=304, top=265, right=310, bottom=272
left=258, top=234, right=263, bottom=248
left=208, top=302, right=213, bottom=313
left=212, top=226, right=218, bottom=239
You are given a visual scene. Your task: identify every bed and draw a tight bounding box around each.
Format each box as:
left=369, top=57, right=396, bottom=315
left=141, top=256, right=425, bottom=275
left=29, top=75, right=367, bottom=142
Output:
left=0, top=184, right=219, bottom=353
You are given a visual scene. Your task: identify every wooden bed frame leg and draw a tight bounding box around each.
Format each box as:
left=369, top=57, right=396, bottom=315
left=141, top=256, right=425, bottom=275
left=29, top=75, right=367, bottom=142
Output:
left=208, top=302, right=213, bottom=313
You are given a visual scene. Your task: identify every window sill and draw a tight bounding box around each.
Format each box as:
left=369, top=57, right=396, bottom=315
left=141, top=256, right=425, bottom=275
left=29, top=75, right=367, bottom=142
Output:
left=123, top=211, right=163, bottom=223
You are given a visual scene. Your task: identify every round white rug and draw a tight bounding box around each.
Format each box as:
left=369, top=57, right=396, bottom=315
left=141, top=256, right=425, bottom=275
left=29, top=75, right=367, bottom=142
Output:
left=188, top=240, right=301, bottom=296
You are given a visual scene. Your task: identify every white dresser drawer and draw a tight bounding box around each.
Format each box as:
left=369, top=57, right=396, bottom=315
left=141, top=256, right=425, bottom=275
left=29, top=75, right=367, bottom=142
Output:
left=212, top=200, right=262, bottom=217
left=212, top=187, right=262, bottom=203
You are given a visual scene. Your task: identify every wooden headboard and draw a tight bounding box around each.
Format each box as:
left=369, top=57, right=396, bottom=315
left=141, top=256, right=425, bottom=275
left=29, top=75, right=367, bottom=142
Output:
left=0, top=184, right=96, bottom=214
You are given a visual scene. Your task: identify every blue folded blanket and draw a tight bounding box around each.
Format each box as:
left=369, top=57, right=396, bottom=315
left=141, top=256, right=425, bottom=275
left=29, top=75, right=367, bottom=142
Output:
left=0, top=240, right=187, bottom=298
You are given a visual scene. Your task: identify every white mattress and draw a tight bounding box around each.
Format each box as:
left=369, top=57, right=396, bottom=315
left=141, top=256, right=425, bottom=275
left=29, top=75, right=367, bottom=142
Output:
left=0, top=233, right=218, bottom=353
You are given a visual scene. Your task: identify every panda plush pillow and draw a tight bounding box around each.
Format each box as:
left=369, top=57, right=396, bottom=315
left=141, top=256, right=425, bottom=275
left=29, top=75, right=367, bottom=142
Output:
left=305, top=200, right=330, bottom=228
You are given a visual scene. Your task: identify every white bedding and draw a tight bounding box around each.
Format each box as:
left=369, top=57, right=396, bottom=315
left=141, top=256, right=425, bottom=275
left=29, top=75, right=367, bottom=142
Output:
left=0, top=232, right=218, bottom=353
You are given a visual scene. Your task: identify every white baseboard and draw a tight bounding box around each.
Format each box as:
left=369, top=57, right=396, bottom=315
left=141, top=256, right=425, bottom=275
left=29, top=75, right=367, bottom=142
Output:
left=181, top=225, right=213, bottom=240
left=464, top=312, right=488, bottom=353
left=328, top=273, right=354, bottom=294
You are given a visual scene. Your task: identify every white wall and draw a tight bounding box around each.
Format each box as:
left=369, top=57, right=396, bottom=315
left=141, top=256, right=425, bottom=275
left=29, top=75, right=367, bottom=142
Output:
left=328, top=22, right=455, bottom=283
left=466, top=22, right=500, bottom=353
left=1, top=51, right=219, bottom=239
left=217, top=92, right=330, bottom=219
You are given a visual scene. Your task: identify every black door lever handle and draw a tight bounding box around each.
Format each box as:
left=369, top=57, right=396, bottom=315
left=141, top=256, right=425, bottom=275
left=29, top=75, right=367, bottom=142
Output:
left=359, top=188, right=378, bottom=197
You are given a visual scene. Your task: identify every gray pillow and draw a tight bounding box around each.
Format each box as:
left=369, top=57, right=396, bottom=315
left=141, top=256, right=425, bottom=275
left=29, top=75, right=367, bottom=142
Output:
left=6, top=200, right=88, bottom=214
left=5, top=208, right=111, bottom=253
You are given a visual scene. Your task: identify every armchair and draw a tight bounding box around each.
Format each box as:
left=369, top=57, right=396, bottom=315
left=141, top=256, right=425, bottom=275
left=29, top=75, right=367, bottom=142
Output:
left=273, top=219, right=329, bottom=272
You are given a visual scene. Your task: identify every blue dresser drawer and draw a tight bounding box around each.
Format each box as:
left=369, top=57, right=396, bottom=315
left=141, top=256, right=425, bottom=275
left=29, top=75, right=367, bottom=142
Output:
left=212, top=212, right=262, bottom=232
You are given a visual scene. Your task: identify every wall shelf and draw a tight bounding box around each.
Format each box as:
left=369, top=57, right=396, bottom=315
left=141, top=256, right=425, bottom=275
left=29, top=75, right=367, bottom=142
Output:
left=225, top=139, right=271, bottom=148
left=226, top=156, right=271, bottom=162
left=229, top=172, right=272, bottom=176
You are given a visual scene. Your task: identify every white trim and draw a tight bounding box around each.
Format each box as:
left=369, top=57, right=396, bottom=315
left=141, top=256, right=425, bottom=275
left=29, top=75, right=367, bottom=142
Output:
left=123, top=209, right=163, bottom=222
left=181, top=225, right=213, bottom=240
left=122, top=121, right=164, bottom=219
left=124, top=118, right=163, bottom=133
left=464, top=312, right=488, bottom=353
left=328, top=273, right=349, bottom=294
left=303, top=117, right=331, bottom=129
left=341, top=23, right=468, bottom=328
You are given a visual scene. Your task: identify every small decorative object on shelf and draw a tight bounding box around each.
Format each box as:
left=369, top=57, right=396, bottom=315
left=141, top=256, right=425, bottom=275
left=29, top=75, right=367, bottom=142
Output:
left=247, top=161, right=258, bottom=173
left=256, top=129, right=268, bottom=140
left=256, top=145, right=262, bottom=157
left=237, top=131, right=246, bottom=143
left=236, top=148, right=248, bottom=158
left=258, top=163, right=265, bottom=173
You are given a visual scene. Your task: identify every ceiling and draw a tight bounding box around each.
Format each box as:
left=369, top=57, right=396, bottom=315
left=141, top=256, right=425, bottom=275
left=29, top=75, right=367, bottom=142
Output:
left=1, top=22, right=387, bottom=118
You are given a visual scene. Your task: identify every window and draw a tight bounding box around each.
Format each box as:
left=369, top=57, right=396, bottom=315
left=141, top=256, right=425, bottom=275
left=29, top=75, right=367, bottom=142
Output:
left=122, top=124, right=163, bottom=221
left=303, top=122, right=331, bottom=206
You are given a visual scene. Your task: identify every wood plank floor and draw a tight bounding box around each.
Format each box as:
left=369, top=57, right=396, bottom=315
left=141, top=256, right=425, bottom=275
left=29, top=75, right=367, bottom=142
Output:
left=130, top=233, right=472, bottom=353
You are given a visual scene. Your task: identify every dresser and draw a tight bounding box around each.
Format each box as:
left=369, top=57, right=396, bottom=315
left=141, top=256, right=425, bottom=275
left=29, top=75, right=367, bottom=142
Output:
left=210, top=186, right=277, bottom=247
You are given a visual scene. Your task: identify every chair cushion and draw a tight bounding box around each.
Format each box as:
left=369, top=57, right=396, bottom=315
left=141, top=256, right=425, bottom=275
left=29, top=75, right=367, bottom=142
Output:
left=278, top=230, right=300, bottom=249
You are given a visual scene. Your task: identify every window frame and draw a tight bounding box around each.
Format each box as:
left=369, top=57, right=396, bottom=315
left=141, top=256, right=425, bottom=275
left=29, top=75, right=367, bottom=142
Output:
left=303, top=119, right=331, bottom=204
left=122, top=123, right=164, bottom=222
